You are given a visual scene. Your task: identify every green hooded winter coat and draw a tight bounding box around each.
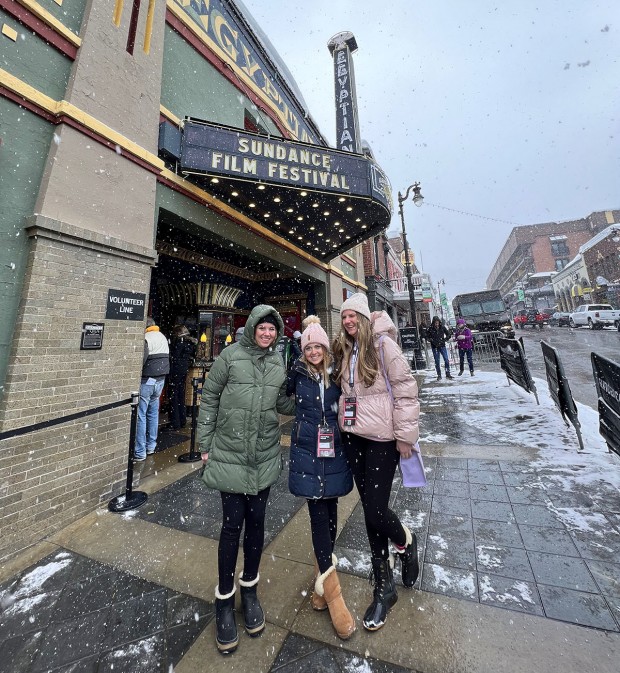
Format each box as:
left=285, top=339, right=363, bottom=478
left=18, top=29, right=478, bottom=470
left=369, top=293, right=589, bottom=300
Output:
left=198, top=305, right=296, bottom=494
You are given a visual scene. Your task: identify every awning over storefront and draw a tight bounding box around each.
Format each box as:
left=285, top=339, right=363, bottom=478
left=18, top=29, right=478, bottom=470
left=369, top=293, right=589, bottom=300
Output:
left=178, top=119, right=392, bottom=260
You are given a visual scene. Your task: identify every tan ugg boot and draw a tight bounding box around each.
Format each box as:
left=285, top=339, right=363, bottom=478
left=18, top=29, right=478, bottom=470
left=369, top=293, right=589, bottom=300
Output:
left=311, top=554, right=337, bottom=611
left=311, top=559, right=328, bottom=611
left=315, top=566, right=356, bottom=640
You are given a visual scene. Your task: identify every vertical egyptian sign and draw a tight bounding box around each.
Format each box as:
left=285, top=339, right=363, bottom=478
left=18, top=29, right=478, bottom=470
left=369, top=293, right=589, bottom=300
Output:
left=327, top=32, right=362, bottom=154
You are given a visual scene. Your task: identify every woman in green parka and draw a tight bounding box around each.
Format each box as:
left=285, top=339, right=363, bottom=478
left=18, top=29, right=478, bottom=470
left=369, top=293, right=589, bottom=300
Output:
left=198, top=305, right=295, bottom=655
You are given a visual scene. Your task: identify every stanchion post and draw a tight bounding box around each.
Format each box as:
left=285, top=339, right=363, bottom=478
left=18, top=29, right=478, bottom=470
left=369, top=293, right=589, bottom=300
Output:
left=178, top=377, right=202, bottom=463
left=108, top=391, right=148, bottom=512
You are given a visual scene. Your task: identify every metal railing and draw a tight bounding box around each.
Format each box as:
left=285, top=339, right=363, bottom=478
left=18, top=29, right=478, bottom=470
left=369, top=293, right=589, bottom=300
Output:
left=0, top=393, right=148, bottom=513
left=419, top=331, right=505, bottom=372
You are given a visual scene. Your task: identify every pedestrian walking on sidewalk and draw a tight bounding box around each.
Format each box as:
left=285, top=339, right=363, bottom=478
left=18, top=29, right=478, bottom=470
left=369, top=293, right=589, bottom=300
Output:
left=333, top=293, right=420, bottom=632
left=287, top=316, right=355, bottom=640
left=427, top=315, right=453, bottom=380
left=198, top=305, right=295, bottom=655
left=453, top=319, right=475, bottom=376
left=135, top=317, right=169, bottom=461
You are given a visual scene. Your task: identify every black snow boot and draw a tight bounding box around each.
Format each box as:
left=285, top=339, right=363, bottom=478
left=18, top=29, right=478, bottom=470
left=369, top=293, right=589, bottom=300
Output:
left=239, top=574, right=265, bottom=637
left=395, top=525, right=419, bottom=588
left=215, top=586, right=238, bottom=654
left=363, top=557, right=398, bottom=631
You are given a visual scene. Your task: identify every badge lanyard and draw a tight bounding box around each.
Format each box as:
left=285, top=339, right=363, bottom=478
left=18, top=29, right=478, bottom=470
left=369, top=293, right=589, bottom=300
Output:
left=344, top=343, right=358, bottom=428
left=316, top=373, right=335, bottom=457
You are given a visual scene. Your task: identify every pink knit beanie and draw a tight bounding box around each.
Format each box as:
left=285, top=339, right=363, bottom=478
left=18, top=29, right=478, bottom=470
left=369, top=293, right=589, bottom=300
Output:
left=301, top=316, right=330, bottom=351
left=340, top=292, right=371, bottom=321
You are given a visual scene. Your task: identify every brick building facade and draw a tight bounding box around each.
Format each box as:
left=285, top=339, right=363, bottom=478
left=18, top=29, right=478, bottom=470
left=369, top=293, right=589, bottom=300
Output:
left=0, top=0, right=391, bottom=559
left=486, top=211, right=619, bottom=300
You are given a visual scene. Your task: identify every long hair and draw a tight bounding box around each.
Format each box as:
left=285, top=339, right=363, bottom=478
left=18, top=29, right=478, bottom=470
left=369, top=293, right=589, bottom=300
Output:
left=301, top=346, right=333, bottom=389
left=332, top=314, right=378, bottom=387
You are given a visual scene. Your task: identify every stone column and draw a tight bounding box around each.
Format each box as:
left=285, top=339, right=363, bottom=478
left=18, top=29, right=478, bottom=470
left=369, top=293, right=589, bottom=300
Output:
left=0, top=0, right=167, bottom=559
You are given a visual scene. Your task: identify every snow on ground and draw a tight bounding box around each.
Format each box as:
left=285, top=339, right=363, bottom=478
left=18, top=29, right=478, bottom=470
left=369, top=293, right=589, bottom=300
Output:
left=420, top=369, right=620, bottom=493
left=479, top=575, right=536, bottom=606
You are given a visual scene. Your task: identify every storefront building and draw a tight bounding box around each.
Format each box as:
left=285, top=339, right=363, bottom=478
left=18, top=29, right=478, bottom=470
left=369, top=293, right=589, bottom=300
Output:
left=551, top=255, right=592, bottom=312
left=0, top=0, right=391, bottom=559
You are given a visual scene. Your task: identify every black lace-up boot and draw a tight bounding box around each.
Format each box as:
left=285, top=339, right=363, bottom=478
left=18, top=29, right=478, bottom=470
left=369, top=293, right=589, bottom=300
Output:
left=239, top=574, right=265, bottom=637
left=362, top=557, right=398, bottom=631
left=395, top=525, right=419, bottom=588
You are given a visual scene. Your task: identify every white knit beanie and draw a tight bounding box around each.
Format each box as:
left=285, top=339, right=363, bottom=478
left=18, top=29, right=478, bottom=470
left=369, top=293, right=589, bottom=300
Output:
left=340, top=293, right=371, bottom=321
left=301, top=316, right=330, bottom=351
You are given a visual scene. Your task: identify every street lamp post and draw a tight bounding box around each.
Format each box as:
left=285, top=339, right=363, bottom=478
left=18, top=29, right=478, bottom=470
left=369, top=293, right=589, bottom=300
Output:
left=437, top=278, right=446, bottom=320
left=397, top=182, right=427, bottom=370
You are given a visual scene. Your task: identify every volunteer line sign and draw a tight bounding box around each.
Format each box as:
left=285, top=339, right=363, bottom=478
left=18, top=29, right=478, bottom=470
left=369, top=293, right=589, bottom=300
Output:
left=106, top=289, right=146, bottom=321
left=180, top=120, right=390, bottom=208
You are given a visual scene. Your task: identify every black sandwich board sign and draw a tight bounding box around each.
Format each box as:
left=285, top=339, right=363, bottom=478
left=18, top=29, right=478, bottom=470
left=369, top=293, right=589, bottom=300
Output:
left=497, top=337, right=539, bottom=404
left=591, top=352, right=620, bottom=457
left=541, top=341, right=584, bottom=451
left=399, top=327, right=421, bottom=352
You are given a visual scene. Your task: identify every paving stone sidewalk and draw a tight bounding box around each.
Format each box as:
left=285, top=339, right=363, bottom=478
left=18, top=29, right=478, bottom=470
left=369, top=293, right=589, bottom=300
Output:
left=335, top=455, right=620, bottom=631
left=2, top=374, right=620, bottom=673
left=0, top=549, right=212, bottom=673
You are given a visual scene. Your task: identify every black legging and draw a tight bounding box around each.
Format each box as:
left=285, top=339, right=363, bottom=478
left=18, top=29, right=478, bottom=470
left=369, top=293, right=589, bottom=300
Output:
left=218, top=488, right=270, bottom=594
left=343, top=433, right=406, bottom=559
left=307, top=498, right=338, bottom=574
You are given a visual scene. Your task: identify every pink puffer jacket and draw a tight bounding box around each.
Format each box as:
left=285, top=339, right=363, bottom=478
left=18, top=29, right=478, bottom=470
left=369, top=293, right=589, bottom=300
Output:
left=338, top=311, right=419, bottom=445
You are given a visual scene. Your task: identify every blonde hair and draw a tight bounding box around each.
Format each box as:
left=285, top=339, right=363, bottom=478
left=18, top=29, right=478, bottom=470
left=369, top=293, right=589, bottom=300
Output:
left=332, top=313, right=378, bottom=387
left=301, top=345, right=332, bottom=388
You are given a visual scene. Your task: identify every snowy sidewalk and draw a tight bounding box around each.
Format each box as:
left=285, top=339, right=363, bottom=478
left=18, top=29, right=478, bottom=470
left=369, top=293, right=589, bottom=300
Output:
left=1, top=370, right=619, bottom=673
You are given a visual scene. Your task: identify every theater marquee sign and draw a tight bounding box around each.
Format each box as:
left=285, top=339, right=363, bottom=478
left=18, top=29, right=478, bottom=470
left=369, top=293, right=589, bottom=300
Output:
left=179, top=119, right=392, bottom=260
left=181, top=120, right=390, bottom=209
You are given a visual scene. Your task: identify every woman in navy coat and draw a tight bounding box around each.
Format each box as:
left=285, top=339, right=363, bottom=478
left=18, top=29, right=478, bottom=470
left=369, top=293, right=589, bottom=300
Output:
left=287, top=316, right=354, bottom=640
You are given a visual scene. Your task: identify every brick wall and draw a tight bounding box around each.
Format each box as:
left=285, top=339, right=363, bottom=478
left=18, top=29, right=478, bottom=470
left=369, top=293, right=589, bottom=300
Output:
left=361, top=239, right=375, bottom=276
left=0, top=218, right=155, bottom=560
left=531, top=231, right=593, bottom=272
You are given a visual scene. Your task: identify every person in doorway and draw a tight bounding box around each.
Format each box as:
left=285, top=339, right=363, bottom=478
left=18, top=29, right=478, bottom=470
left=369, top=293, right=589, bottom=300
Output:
left=454, top=319, right=474, bottom=376
left=135, top=317, right=170, bottom=461
left=427, top=316, right=453, bottom=380
left=287, top=316, right=355, bottom=640
left=198, top=305, right=295, bottom=655
left=276, top=328, right=302, bottom=371
left=234, top=325, right=245, bottom=343
left=168, top=325, right=197, bottom=430
left=418, top=318, right=429, bottom=345
left=292, top=329, right=302, bottom=349
left=332, top=293, right=420, bottom=632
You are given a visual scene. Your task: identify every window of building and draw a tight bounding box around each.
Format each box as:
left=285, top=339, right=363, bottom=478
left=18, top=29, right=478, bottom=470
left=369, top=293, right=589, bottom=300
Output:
left=550, top=241, right=569, bottom=256
left=555, top=258, right=569, bottom=271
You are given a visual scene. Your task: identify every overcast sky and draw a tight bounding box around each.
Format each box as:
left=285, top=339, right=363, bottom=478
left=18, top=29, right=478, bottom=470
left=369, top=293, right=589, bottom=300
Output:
left=241, top=0, right=619, bottom=298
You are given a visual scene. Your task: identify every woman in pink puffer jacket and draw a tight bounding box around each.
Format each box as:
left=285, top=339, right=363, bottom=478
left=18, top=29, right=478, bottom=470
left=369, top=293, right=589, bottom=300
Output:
left=333, top=293, right=419, bottom=632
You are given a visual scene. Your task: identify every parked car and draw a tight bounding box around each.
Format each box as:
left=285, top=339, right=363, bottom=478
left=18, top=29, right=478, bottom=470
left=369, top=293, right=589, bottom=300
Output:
left=549, top=312, right=570, bottom=327
left=514, top=309, right=547, bottom=329
left=568, top=304, right=620, bottom=329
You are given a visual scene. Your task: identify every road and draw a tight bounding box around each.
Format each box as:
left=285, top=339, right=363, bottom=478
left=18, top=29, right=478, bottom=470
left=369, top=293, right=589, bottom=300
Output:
left=517, top=324, right=620, bottom=411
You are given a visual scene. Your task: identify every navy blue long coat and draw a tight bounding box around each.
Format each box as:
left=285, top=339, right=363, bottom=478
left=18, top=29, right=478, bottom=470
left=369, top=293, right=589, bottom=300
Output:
left=287, top=360, right=353, bottom=499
